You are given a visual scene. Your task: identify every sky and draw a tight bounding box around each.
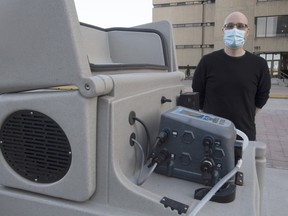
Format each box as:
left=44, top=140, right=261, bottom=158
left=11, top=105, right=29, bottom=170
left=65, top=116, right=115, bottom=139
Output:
left=74, top=0, right=153, bottom=28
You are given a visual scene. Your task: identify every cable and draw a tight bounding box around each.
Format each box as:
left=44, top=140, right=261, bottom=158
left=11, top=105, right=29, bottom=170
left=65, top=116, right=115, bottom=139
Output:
left=187, top=129, right=248, bottom=216
left=188, top=159, right=243, bottom=216
left=137, top=162, right=158, bottom=186
left=133, top=117, right=151, bottom=160
left=131, top=138, right=145, bottom=185
left=150, top=137, right=161, bottom=152
left=131, top=120, right=169, bottom=185
left=236, top=129, right=249, bottom=151
left=132, top=138, right=157, bottom=185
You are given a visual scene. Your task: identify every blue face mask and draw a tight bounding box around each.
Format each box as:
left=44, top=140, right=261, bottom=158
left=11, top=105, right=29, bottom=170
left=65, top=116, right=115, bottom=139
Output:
left=224, top=28, right=246, bottom=49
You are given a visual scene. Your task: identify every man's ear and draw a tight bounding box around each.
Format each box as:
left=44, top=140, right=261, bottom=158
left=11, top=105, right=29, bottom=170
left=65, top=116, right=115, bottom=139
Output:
left=245, top=28, right=250, bottom=38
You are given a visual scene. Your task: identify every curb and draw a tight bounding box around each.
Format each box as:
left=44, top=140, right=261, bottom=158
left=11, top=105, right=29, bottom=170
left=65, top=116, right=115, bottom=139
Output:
left=269, top=94, right=288, bottom=99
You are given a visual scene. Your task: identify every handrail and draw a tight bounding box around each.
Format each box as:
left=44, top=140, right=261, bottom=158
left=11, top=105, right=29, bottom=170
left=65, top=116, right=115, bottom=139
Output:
left=278, top=71, right=288, bottom=87
left=279, top=71, right=288, bottom=81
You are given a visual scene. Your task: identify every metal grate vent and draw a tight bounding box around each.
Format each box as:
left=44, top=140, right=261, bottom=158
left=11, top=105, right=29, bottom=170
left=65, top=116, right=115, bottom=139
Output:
left=0, top=110, right=72, bottom=183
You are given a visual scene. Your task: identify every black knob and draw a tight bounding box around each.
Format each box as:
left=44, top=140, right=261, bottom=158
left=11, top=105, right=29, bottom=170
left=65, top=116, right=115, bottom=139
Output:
left=200, top=159, right=215, bottom=186
left=161, top=96, right=172, bottom=104
left=200, top=159, right=214, bottom=173
left=203, top=137, right=213, bottom=156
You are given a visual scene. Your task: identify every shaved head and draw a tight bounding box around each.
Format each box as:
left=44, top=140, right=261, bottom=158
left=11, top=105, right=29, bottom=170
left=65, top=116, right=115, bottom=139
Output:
left=224, top=11, right=248, bottom=26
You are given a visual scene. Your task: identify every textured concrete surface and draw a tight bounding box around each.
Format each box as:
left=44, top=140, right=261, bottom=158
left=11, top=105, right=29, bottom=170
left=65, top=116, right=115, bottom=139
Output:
left=257, top=84, right=288, bottom=216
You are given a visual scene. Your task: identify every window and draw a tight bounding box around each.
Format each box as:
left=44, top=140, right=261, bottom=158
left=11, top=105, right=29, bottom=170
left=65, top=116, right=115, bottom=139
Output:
left=256, top=15, right=288, bottom=37
left=274, top=54, right=281, bottom=60
left=257, top=0, right=288, bottom=1
left=266, top=17, right=277, bottom=37
left=256, top=17, right=266, bottom=37
left=277, top=16, right=288, bottom=36
left=176, top=44, right=214, bottom=49
left=173, top=22, right=214, bottom=28
left=154, top=1, right=215, bottom=8
left=266, top=54, right=273, bottom=60
left=258, top=53, right=282, bottom=77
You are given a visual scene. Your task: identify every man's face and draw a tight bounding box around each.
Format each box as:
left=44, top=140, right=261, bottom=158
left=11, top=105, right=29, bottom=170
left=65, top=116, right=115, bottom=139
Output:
left=222, top=13, right=249, bottom=39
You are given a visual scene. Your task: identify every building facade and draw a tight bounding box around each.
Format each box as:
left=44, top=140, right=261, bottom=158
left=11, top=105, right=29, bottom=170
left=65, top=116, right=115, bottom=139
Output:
left=152, top=0, right=288, bottom=77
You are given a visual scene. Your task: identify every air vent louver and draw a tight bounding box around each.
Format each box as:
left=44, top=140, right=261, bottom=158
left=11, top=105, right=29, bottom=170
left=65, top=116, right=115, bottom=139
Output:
left=0, top=110, right=72, bottom=183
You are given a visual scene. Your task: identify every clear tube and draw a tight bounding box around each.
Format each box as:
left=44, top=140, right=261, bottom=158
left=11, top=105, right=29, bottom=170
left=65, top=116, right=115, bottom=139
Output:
left=132, top=138, right=157, bottom=185
left=137, top=163, right=157, bottom=185
left=236, top=129, right=249, bottom=151
left=187, top=159, right=242, bottom=216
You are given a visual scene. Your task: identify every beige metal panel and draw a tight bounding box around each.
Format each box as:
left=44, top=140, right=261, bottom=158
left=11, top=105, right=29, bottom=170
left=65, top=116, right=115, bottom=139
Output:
left=153, top=0, right=173, bottom=3
left=153, top=5, right=203, bottom=24
left=173, top=28, right=203, bottom=44
left=254, top=38, right=288, bottom=53
left=203, top=27, right=215, bottom=44
left=176, top=49, right=202, bottom=66
left=152, top=7, right=168, bottom=22
left=176, top=47, right=214, bottom=67
left=255, top=1, right=288, bottom=16
left=203, top=3, right=215, bottom=22
left=215, top=0, right=255, bottom=12
left=153, top=0, right=205, bottom=4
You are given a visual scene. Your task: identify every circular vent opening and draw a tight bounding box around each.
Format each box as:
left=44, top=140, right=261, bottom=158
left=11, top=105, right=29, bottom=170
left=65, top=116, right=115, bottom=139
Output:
left=0, top=110, right=72, bottom=183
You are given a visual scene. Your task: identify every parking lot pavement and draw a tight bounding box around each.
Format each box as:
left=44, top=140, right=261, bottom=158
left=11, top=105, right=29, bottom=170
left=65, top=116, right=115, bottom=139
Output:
left=256, top=85, right=288, bottom=170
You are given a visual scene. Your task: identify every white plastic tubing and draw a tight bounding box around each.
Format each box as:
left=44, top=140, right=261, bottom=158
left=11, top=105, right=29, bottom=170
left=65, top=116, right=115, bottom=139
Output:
left=187, top=129, right=249, bottom=216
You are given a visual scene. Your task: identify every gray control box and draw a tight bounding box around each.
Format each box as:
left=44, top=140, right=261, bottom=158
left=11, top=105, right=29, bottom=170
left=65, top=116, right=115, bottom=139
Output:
left=155, top=106, right=236, bottom=186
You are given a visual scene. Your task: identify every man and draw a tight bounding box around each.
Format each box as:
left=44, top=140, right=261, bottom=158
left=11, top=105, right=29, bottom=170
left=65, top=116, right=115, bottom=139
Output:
left=192, top=11, right=271, bottom=141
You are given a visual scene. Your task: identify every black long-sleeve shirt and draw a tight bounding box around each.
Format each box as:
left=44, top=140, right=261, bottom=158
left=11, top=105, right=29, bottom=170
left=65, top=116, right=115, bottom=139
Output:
left=192, top=49, right=271, bottom=140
